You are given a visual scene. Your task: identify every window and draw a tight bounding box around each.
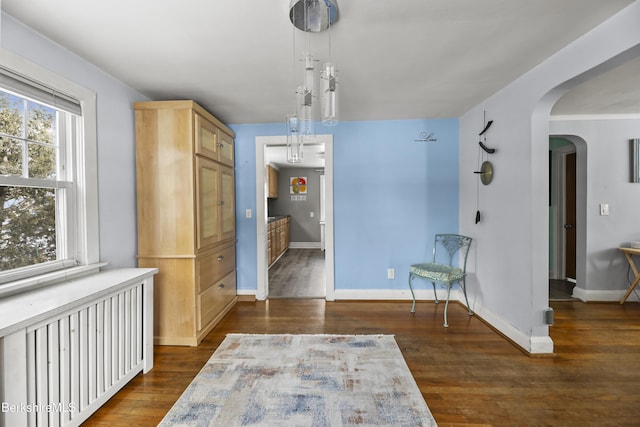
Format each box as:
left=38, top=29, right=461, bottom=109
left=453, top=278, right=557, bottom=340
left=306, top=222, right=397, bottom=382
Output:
left=0, top=51, right=100, bottom=293
left=0, top=88, right=78, bottom=273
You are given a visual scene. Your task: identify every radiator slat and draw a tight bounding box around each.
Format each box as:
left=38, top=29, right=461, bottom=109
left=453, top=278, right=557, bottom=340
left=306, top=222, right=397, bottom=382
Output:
left=59, top=317, right=72, bottom=425
left=47, top=322, right=60, bottom=427
left=88, top=304, right=97, bottom=404
left=135, top=286, right=143, bottom=365
left=118, top=293, right=125, bottom=379
left=79, top=309, right=89, bottom=411
left=124, top=290, right=131, bottom=373
left=111, top=294, right=119, bottom=385
left=96, top=302, right=105, bottom=396
left=35, top=328, right=49, bottom=427
left=69, top=311, right=80, bottom=421
left=104, top=298, right=112, bottom=390
left=26, top=330, right=37, bottom=426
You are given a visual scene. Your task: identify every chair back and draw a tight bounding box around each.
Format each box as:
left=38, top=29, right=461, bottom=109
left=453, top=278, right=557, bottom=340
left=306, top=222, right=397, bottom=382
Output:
left=433, top=234, right=472, bottom=271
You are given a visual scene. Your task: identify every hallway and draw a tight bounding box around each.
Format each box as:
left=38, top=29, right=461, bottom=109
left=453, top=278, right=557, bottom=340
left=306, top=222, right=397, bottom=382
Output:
left=268, top=248, right=325, bottom=298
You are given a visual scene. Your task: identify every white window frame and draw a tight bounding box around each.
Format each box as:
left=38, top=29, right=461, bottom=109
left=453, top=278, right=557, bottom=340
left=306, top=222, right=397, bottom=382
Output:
left=0, top=49, right=101, bottom=297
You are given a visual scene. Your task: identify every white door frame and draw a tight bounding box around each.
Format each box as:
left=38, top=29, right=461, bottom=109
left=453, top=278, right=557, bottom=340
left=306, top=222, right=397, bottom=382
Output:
left=254, top=135, right=335, bottom=300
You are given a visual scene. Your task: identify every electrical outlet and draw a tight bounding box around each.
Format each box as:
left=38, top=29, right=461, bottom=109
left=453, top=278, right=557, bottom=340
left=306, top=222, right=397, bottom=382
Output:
left=245, top=208, right=252, bottom=219
left=387, top=268, right=395, bottom=280
left=600, top=203, right=609, bottom=216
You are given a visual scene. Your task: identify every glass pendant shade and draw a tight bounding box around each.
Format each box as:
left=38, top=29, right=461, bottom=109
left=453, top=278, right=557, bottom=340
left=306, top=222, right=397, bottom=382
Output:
left=321, top=62, right=338, bottom=126
left=286, top=114, right=303, bottom=163
left=296, top=52, right=316, bottom=142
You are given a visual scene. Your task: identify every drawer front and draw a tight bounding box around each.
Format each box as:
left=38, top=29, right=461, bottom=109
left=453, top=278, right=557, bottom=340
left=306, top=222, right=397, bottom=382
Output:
left=198, top=271, right=236, bottom=330
left=197, top=244, right=236, bottom=293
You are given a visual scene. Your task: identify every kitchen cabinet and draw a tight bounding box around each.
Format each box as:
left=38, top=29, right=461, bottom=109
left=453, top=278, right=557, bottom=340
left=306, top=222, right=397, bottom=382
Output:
left=268, top=216, right=290, bottom=267
left=267, top=164, right=279, bottom=199
left=134, top=100, right=237, bottom=346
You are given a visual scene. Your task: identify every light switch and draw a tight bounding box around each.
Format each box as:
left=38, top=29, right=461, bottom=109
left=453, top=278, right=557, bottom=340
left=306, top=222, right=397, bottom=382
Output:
left=245, top=208, right=252, bottom=219
left=310, top=211, right=314, bottom=218
left=600, top=203, right=609, bottom=216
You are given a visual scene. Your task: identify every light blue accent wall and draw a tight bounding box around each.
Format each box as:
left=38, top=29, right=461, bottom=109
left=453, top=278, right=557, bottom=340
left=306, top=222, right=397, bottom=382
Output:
left=229, top=123, right=283, bottom=292
left=230, top=118, right=459, bottom=293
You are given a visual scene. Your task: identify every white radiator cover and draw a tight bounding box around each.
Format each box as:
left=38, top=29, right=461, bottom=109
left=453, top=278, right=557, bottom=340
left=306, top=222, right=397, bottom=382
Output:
left=0, top=268, right=156, bottom=427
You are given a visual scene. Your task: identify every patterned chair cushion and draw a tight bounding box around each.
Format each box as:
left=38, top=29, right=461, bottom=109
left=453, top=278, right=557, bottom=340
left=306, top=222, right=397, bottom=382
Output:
left=410, top=262, right=464, bottom=283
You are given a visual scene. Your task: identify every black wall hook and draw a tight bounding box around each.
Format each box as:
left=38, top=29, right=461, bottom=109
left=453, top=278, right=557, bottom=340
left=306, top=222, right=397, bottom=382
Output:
left=479, top=141, right=496, bottom=154
left=479, top=120, right=493, bottom=136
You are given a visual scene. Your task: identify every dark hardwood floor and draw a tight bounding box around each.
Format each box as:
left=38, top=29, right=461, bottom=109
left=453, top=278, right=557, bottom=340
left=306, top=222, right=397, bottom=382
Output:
left=269, top=248, right=325, bottom=298
left=84, top=299, right=640, bottom=427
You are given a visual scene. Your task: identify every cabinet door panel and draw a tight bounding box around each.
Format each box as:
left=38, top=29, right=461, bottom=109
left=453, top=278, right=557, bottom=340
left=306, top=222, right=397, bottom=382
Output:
left=266, top=165, right=279, bottom=198
left=195, top=113, right=218, bottom=160
left=220, top=165, right=235, bottom=241
left=196, top=157, right=220, bottom=249
left=218, top=130, right=234, bottom=167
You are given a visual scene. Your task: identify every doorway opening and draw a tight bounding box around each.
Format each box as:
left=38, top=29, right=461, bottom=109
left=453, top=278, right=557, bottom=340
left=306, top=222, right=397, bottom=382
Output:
left=268, top=166, right=326, bottom=298
left=549, top=136, right=585, bottom=302
left=255, top=135, right=335, bottom=301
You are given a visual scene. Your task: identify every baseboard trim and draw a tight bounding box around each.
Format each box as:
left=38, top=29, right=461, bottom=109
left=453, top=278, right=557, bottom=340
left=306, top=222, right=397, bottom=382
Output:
left=572, top=287, right=639, bottom=302
left=333, top=288, right=553, bottom=354
left=237, top=289, right=258, bottom=298
left=470, top=301, right=554, bottom=354
left=333, top=288, right=454, bottom=301
left=289, top=242, right=322, bottom=249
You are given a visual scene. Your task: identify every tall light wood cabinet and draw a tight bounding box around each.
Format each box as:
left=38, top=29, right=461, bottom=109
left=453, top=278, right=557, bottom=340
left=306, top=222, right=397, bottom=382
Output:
left=134, top=100, right=237, bottom=346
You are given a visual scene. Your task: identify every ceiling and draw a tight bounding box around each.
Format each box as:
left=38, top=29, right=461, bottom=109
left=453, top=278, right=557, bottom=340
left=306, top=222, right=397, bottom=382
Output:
left=3, top=0, right=640, bottom=129
left=265, top=143, right=326, bottom=169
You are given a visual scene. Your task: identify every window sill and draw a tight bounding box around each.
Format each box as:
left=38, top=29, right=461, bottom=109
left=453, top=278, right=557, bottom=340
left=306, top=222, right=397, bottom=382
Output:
left=0, top=262, right=109, bottom=299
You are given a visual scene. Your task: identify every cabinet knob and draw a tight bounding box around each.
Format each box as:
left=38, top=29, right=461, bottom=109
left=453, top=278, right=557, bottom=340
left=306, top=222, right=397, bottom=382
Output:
left=217, top=255, right=224, bottom=261
left=218, top=283, right=225, bottom=289
left=217, top=201, right=224, bottom=206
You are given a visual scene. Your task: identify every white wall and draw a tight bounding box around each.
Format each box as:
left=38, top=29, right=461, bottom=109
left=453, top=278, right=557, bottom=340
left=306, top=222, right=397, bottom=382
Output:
left=459, top=2, right=640, bottom=353
left=551, top=117, right=640, bottom=300
left=1, top=13, right=149, bottom=268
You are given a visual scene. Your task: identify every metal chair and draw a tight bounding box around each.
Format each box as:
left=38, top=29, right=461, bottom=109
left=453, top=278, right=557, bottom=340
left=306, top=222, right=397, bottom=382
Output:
left=409, top=234, right=473, bottom=327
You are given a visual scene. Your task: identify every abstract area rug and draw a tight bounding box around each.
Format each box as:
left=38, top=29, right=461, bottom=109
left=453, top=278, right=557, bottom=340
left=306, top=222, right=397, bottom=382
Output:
left=159, top=334, right=437, bottom=426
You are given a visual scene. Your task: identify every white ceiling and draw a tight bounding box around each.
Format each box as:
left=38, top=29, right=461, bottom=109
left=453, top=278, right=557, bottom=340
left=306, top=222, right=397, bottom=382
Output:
left=3, top=0, right=640, bottom=131
left=265, top=143, right=326, bottom=169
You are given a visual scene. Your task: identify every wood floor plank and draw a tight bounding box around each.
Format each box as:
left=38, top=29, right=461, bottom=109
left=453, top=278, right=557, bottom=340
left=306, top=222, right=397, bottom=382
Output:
left=84, top=300, right=640, bottom=426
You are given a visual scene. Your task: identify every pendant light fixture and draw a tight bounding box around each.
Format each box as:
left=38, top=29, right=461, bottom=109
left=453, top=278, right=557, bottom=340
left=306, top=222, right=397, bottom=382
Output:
left=286, top=0, right=339, bottom=163
left=286, top=114, right=302, bottom=163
